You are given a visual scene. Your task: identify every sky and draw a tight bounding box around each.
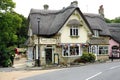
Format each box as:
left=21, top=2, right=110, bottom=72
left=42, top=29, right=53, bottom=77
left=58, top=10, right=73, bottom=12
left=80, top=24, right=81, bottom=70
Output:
left=13, top=0, right=120, bottom=19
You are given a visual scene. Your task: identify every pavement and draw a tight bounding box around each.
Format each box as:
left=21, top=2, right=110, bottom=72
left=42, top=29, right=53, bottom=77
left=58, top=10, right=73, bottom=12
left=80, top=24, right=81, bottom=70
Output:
left=0, top=59, right=120, bottom=80
left=0, top=57, right=62, bottom=80
left=0, top=68, right=61, bottom=80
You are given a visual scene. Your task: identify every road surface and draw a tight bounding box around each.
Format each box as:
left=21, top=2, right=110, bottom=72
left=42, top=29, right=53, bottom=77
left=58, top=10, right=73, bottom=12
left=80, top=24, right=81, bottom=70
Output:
left=20, top=61, right=120, bottom=80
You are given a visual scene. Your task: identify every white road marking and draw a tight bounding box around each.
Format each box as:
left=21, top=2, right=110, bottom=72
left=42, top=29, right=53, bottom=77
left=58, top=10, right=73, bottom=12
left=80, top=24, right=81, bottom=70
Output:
left=86, top=65, right=120, bottom=80
left=109, top=65, right=120, bottom=69
left=85, top=72, right=102, bottom=80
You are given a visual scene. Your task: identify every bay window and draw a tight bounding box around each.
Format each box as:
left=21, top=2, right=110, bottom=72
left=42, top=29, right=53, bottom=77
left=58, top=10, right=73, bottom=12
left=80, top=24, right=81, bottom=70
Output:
left=62, top=44, right=80, bottom=57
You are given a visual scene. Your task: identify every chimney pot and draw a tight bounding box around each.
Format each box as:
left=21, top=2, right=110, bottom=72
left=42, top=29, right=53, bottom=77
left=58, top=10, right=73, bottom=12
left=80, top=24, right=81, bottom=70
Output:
left=44, top=4, right=49, bottom=10
left=71, top=1, right=78, bottom=7
left=98, top=5, right=104, bottom=18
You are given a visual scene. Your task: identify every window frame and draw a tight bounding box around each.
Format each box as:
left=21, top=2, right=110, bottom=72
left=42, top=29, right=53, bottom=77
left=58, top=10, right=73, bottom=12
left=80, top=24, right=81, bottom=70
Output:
left=62, top=44, right=81, bottom=57
left=99, top=46, right=108, bottom=55
left=93, top=30, right=99, bottom=37
left=70, top=26, right=79, bottom=37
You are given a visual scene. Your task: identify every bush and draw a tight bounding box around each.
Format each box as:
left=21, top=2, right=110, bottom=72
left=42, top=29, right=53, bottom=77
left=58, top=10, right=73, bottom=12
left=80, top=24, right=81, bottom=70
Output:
left=0, top=47, right=15, bottom=67
left=80, top=52, right=96, bottom=63
left=74, top=52, right=96, bottom=63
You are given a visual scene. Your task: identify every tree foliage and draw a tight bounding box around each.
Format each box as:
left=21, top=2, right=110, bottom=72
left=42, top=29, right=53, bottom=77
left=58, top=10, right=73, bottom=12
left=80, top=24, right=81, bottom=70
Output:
left=105, top=17, right=120, bottom=23
left=0, top=0, right=15, bottom=12
left=111, top=17, right=120, bottom=23
left=16, top=14, right=28, bottom=47
left=0, top=12, right=22, bottom=67
left=105, top=18, right=111, bottom=23
left=0, top=12, right=22, bottom=46
left=0, top=0, right=28, bottom=67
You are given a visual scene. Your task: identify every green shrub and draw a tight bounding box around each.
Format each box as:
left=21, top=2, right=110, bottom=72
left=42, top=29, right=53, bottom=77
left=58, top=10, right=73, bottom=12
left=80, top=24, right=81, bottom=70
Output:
left=80, top=52, right=96, bottom=63
left=73, top=52, right=96, bottom=63
left=0, top=47, right=15, bottom=67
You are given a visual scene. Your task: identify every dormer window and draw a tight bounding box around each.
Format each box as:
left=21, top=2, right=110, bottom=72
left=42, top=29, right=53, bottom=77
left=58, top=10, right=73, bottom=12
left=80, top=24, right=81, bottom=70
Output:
left=67, top=19, right=82, bottom=37
left=93, top=30, right=99, bottom=37
left=70, top=26, right=78, bottom=36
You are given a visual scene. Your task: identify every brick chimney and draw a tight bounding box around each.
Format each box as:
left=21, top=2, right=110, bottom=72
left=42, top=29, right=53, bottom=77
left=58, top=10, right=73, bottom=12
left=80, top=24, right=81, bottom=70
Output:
left=98, top=5, right=104, bottom=18
left=44, top=4, right=49, bottom=10
left=71, top=1, right=78, bottom=7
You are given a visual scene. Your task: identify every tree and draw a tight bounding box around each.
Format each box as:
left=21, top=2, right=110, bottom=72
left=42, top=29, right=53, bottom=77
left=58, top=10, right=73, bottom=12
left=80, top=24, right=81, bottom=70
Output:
left=0, top=0, right=28, bottom=67
left=0, top=12, right=22, bottom=67
left=105, top=17, right=120, bottom=23
left=111, top=17, right=120, bottom=23
left=0, top=0, right=15, bottom=12
left=105, top=18, right=111, bottom=23
left=16, top=14, right=28, bottom=48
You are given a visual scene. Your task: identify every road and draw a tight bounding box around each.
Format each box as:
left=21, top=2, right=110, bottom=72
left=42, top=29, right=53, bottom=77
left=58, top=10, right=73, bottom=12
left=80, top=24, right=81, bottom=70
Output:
left=20, top=61, right=120, bottom=80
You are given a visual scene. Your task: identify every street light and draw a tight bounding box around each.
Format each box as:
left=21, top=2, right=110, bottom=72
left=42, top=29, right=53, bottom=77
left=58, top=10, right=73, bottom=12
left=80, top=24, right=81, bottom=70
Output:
left=37, top=18, right=40, bottom=66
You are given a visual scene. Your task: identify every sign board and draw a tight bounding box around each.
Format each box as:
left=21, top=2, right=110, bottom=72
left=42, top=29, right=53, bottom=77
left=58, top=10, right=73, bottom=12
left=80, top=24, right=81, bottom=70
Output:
left=54, top=53, right=59, bottom=64
left=34, top=38, right=57, bottom=44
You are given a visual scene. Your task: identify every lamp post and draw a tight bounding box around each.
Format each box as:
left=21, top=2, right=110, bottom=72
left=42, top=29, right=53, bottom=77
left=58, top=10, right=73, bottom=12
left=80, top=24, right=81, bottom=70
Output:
left=37, top=18, right=40, bottom=66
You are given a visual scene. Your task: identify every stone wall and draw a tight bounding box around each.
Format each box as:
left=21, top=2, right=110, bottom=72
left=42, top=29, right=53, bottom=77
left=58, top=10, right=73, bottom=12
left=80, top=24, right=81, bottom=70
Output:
left=97, top=55, right=109, bottom=61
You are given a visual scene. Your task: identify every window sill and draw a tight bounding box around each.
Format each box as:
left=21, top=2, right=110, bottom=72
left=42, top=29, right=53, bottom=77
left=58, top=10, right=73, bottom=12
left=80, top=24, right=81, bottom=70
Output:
left=62, top=55, right=81, bottom=57
left=70, top=35, right=79, bottom=38
left=92, top=36, right=99, bottom=38
left=97, top=54, right=108, bottom=56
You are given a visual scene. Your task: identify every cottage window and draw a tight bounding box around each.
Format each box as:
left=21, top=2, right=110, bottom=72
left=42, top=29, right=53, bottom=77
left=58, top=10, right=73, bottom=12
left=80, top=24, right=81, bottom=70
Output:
left=93, top=30, right=99, bottom=37
left=99, top=46, right=108, bottom=54
left=91, top=46, right=96, bottom=53
left=62, top=44, right=80, bottom=57
left=63, top=46, right=69, bottom=56
left=70, top=46, right=79, bottom=55
left=70, top=26, right=78, bottom=36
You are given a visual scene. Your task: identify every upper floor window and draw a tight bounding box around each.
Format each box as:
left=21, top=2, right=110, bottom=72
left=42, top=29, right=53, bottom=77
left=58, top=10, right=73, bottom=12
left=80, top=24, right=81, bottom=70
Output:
left=70, top=26, right=78, bottom=36
left=67, top=19, right=82, bottom=37
left=93, top=30, right=99, bottom=37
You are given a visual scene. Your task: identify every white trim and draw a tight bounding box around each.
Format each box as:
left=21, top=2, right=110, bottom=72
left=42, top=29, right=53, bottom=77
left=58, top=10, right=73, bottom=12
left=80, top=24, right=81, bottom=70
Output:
left=35, top=45, right=38, bottom=59
left=62, top=44, right=81, bottom=57
left=44, top=46, right=53, bottom=64
left=93, top=30, right=99, bottom=37
left=98, top=45, right=108, bottom=55
left=70, top=26, right=79, bottom=36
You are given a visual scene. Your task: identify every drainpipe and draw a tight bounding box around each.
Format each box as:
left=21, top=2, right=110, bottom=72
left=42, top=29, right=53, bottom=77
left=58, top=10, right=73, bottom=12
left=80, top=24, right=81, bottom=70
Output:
left=37, top=18, right=40, bottom=67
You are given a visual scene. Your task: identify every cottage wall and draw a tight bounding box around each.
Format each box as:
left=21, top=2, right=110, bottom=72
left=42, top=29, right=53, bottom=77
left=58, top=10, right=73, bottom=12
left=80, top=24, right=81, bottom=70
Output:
left=59, top=10, right=90, bottom=44
left=109, top=39, right=119, bottom=56
left=27, top=7, right=92, bottom=66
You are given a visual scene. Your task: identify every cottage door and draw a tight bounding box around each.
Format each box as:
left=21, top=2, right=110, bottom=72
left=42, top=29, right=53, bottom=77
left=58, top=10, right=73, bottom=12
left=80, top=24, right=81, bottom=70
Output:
left=45, top=48, right=52, bottom=64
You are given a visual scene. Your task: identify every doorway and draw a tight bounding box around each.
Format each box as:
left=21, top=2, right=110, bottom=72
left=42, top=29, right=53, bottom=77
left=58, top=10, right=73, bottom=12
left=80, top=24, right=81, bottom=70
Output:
left=45, top=48, right=52, bottom=64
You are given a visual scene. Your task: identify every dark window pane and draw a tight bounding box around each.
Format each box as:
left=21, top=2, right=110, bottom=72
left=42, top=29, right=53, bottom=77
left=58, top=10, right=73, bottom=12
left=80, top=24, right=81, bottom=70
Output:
left=70, top=28, right=72, bottom=36
left=76, top=29, right=78, bottom=35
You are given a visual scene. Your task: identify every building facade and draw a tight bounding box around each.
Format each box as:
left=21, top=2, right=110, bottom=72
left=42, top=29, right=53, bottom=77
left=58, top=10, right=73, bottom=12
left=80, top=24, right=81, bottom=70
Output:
left=108, top=23, right=120, bottom=58
left=26, top=1, right=93, bottom=66
left=26, top=2, right=120, bottom=66
left=84, top=13, right=110, bottom=60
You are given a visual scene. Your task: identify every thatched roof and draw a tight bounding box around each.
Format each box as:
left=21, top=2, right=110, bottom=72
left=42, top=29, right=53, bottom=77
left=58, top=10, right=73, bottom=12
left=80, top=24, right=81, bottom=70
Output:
left=108, top=23, right=120, bottom=43
left=84, top=13, right=111, bottom=36
left=28, top=5, right=92, bottom=37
